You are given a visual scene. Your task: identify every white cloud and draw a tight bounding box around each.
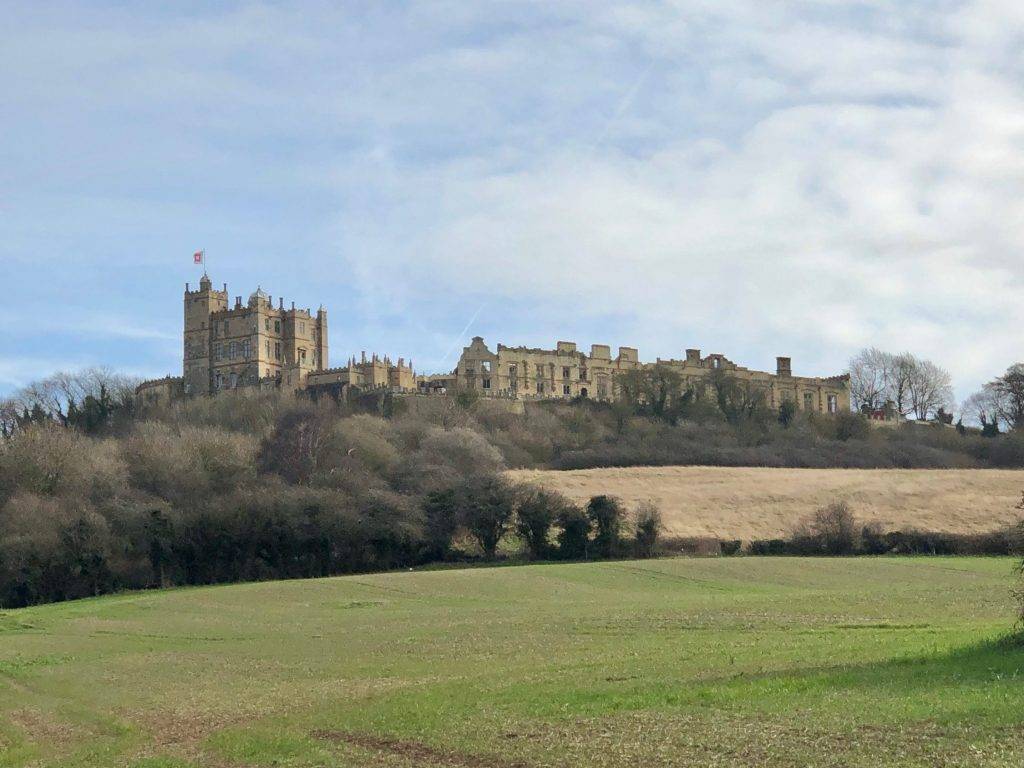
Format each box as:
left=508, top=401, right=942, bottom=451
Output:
left=4, top=1, right=1024, bottom=403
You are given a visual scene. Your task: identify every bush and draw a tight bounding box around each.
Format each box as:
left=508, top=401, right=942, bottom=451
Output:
left=633, top=502, right=662, bottom=558
left=421, top=488, right=459, bottom=561
left=516, top=488, right=570, bottom=560
left=455, top=476, right=515, bottom=560
left=555, top=504, right=590, bottom=560
left=791, top=500, right=860, bottom=555
left=720, top=539, right=743, bottom=556
left=587, top=495, right=626, bottom=558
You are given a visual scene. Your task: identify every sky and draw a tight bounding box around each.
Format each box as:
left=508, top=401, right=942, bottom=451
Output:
left=3, top=1, right=1024, bottom=403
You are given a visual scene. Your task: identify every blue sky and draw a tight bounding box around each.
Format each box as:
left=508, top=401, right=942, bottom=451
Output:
left=3, top=1, right=1024, bottom=402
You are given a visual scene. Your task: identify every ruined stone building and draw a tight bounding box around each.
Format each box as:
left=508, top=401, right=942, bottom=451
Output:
left=136, top=274, right=849, bottom=415
left=135, top=274, right=415, bottom=407
left=448, top=336, right=850, bottom=414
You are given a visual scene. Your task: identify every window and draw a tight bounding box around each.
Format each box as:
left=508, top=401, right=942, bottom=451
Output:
left=562, top=366, right=571, bottom=379
left=827, top=394, right=838, bottom=414
left=223, top=320, right=229, bottom=336
left=275, top=342, right=281, bottom=360
left=265, top=341, right=271, bottom=358
left=229, top=341, right=237, bottom=359
left=300, top=322, right=306, bottom=334
left=213, top=343, right=222, bottom=361
left=804, top=392, right=815, bottom=411
left=274, top=320, right=281, bottom=333
left=483, top=378, right=491, bottom=389
left=265, top=318, right=270, bottom=331
left=480, top=361, right=492, bottom=373
left=537, top=382, right=545, bottom=394
left=299, top=348, right=307, bottom=363
left=536, top=364, right=545, bottom=378
left=712, top=357, right=721, bottom=369
left=563, top=384, right=571, bottom=395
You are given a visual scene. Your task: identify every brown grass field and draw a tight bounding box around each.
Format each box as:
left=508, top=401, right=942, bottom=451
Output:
left=507, top=466, right=1024, bottom=539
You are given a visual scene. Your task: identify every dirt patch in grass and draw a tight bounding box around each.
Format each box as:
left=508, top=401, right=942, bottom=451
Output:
left=314, top=729, right=530, bottom=767
left=8, top=709, right=77, bottom=750
left=518, top=712, right=1024, bottom=767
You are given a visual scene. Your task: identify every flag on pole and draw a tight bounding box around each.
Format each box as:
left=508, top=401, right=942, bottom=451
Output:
left=193, top=250, right=204, bottom=265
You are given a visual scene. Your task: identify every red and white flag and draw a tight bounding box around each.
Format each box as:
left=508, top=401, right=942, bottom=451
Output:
left=193, top=250, right=204, bottom=265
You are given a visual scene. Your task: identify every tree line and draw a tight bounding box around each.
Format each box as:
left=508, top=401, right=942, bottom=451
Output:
left=0, top=392, right=666, bottom=607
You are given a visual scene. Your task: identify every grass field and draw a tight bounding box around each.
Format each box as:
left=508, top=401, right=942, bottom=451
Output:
left=508, top=466, right=1024, bottom=538
left=2, top=557, right=1023, bottom=767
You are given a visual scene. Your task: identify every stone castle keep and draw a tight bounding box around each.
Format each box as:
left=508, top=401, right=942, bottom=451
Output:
left=136, top=274, right=850, bottom=414
left=136, top=275, right=415, bottom=407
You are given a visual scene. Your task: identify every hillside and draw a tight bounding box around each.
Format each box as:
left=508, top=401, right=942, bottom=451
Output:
left=508, top=466, right=1024, bottom=539
left=1, top=557, right=1023, bottom=767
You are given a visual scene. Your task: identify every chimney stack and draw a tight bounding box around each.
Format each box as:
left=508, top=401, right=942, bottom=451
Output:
left=776, top=356, right=792, bottom=377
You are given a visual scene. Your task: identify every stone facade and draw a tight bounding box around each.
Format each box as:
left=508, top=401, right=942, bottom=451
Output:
left=136, top=275, right=849, bottom=415
left=304, top=352, right=416, bottom=399
left=449, top=337, right=850, bottom=414
left=136, top=274, right=415, bottom=405
left=181, top=274, right=328, bottom=395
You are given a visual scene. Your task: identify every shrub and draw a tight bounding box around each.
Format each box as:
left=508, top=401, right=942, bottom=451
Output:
left=860, top=522, right=889, bottom=555
left=555, top=504, right=590, bottom=560
left=720, top=539, right=743, bottom=556
left=587, top=495, right=626, bottom=559
left=516, top=487, right=570, bottom=560
left=778, top=399, right=798, bottom=428
left=455, top=476, right=515, bottom=560
left=748, top=539, right=793, bottom=555
left=790, top=500, right=860, bottom=555
left=633, top=502, right=662, bottom=558
left=834, top=413, right=870, bottom=442
left=674, top=537, right=722, bottom=557
left=421, top=488, right=459, bottom=561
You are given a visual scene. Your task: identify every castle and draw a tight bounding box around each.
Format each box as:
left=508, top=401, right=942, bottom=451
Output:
left=135, top=274, right=415, bottom=408
left=136, top=274, right=850, bottom=415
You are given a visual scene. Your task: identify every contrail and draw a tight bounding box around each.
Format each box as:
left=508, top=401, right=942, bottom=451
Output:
left=591, top=61, right=654, bottom=153
left=438, top=303, right=484, bottom=369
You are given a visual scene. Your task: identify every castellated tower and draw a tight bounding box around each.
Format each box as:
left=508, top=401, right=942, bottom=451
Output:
left=183, top=274, right=228, bottom=395
left=182, top=274, right=329, bottom=395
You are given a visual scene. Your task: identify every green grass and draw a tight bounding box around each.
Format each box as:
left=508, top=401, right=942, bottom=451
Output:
left=1, top=557, right=1023, bottom=767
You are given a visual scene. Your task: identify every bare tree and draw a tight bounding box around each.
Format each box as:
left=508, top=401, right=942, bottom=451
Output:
left=4, top=367, right=140, bottom=433
left=988, top=364, right=1024, bottom=430
left=961, top=389, right=1002, bottom=430
left=847, top=349, right=952, bottom=420
left=908, top=359, right=954, bottom=421
left=0, top=399, right=18, bottom=439
left=885, top=353, right=917, bottom=417
left=849, top=347, right=889, bottom=411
